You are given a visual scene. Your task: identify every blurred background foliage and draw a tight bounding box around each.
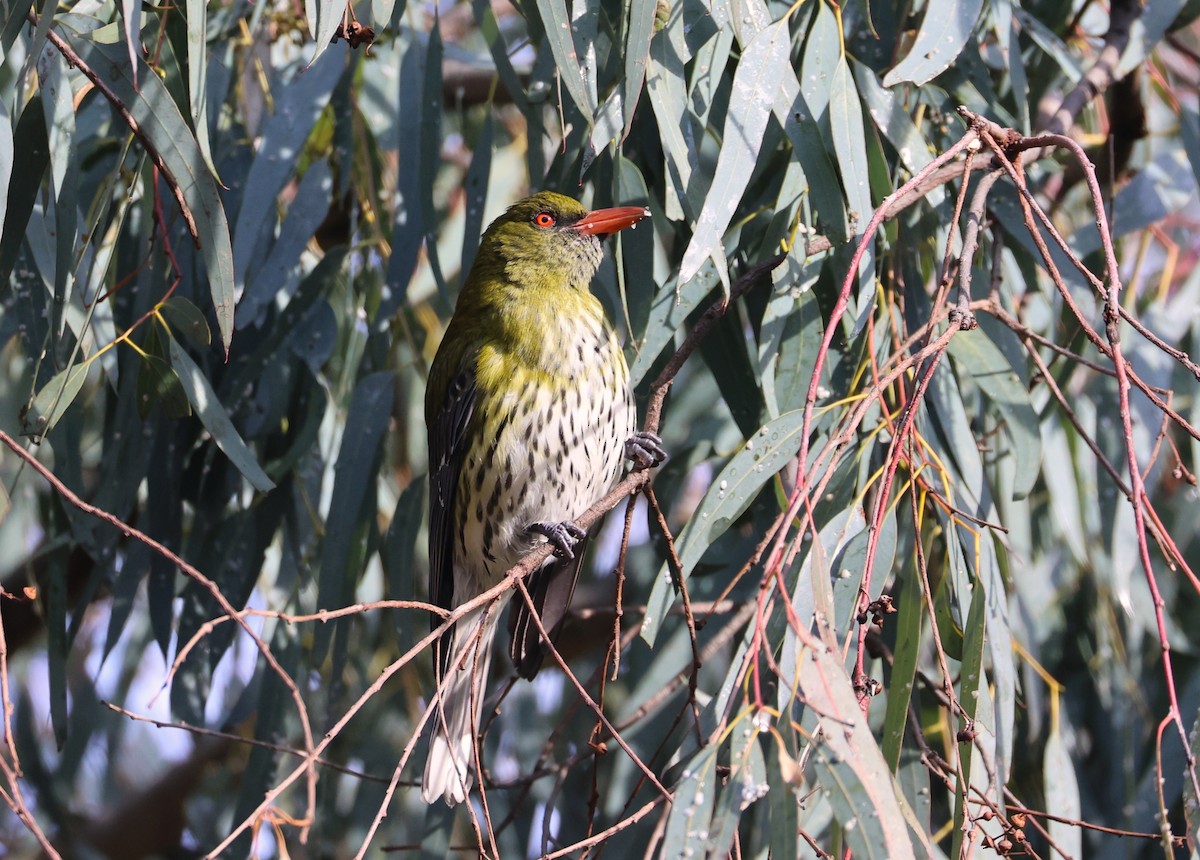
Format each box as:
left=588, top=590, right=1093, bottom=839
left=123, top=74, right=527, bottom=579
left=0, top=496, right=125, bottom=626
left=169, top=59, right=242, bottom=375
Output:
left=1, top=0, right=1200, bottom=854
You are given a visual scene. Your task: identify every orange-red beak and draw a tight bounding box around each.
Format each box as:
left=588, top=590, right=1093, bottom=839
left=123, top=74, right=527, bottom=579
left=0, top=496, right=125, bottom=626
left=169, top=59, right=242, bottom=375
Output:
left=572, top=205, right=651, bottom=237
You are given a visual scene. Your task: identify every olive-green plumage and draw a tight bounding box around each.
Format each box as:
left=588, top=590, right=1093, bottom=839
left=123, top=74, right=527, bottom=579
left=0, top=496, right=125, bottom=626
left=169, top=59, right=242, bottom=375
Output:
left=422, top=192, right=659, bottom=805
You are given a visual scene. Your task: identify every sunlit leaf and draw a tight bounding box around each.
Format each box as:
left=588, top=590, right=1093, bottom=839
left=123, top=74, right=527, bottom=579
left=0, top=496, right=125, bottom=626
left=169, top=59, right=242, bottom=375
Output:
left=643, top=409, right=807, bottom=646
left=883, top=0, right=984, bottom=86
left=678, top=18, right=790, bottom=286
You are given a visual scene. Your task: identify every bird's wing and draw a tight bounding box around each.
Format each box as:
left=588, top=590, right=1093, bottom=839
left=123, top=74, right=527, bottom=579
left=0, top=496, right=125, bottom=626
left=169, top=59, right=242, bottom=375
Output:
left=428, top=367, right=477, bottom=640
left=507, top=536, right=589, bottom=680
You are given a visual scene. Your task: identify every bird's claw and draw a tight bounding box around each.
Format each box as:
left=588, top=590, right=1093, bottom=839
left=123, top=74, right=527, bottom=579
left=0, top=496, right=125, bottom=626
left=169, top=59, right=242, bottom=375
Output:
left=529, top=521, right=586, bottom=559
left=625, top=431, right=667, bottom=470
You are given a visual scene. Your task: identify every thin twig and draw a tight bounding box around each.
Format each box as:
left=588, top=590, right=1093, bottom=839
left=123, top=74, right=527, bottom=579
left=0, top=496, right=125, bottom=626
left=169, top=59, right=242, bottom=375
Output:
left=32, top=12, right=201, bottom=247
left=0, top=429, right=321, bottom=843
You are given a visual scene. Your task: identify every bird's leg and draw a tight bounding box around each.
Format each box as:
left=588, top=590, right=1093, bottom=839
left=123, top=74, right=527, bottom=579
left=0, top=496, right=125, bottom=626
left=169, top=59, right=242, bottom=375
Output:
left=625, top=431, right=667, bottom=470
left=529, top=521, right=587, bottom=559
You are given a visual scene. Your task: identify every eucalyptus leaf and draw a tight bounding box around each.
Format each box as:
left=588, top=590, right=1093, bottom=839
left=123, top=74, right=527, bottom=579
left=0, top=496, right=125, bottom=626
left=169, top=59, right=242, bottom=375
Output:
left=643, top=409, right=807, bottom=646
left=678, top=18, right=790, bottom=286
left=883, top=0, right=984, bottom=86
left=22, top=364, right=89, bottom=438
left=74, top=37, right=237, bottom=355
left=136, top=353, right=191, bottom=420
left=169, top=338, right=275, bottom=493
left=161, top=296, right=211, bottom=348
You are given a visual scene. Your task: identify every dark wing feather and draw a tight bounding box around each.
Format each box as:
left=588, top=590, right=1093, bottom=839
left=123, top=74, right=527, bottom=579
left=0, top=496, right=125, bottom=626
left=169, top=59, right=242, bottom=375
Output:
left=507, top=535, right=589, bottom=680
left=428, top=368, right=477, bottom=652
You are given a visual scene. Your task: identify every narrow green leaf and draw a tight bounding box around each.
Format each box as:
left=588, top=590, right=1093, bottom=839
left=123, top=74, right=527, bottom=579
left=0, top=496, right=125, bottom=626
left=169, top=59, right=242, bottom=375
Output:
left=646, top=35, right=700, bottom=221
left=136, top=353, right=191, bottom=420
left=947, top=332, right=1041, bottom=500
left=799, top=637, right=917, bottom=858
left=383, top=37, right=427, bottom=319
left=232, top=50, right=343, bottom=293
left=238, top=159, right=333, bottom=326
left=643, top=409, right=807, bottom=646
left=710, top=715, right=768, bottom=854
left=850, top=59, right=935, bottom=182
left=768, top=732, right=799, bottom=860
left=1044, top=722, right=1082, bottom=857
left=533, top=0, right=595, bottom=123
left=768, top=277, right=825, bottom=415
left=385, top=479, right=427, bottom=656
left=1010, top=7, right=1081, bottom=82
left=882, top=0, right=984, bottom=86
left=882, top=565, right=923, bottom=772
left=470, top=0, right=529, bottom=112
left=45, top=533, right=69, bottom=749
left=950, top=582, right=987, bottom=858
left=161, top=296, right=211, bottom=348
left=185, top=0, right=218, bottom=176
left=623, top=0, right=656, bottom=139
left=0, top=89, right=13, bottom=260
left=459, top=113, right=493, bottom=277
left=38, top=46, right=77, bottom=341
left=688, top=25, right=734, bottom=131
left=312, top=371, right=394, bottom=661
left=629, top=255, right=721, bottom=385
left=829, top=56, right=874, bottom=327
left=119, top=0, right=141, bottom=87
left=678, top=18, right=790, bottom=285
left=168, top=337, right=275, bottom=492
left=309, top=0, right=350, bottom=66
left=22, top=364, right=89, bottom=437
left=1, top=0, right=35, bottom=55
left=75, top=37, right=236, bottom=355
left=925, top=358, right=986, bottom=509
left=420, top=23, right=448, bottom=302
left=662, top=744, right=719, bottom=857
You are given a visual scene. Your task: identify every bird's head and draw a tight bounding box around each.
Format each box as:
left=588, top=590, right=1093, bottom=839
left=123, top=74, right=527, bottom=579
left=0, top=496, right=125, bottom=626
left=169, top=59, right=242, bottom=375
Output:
left=475, top=192, right=650, bottom=292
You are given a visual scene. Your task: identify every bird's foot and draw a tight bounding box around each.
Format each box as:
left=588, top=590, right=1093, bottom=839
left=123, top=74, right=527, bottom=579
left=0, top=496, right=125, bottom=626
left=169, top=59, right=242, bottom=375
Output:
left=625, top=431, right=667, bottom=470
left=529, top=521, right=586, bottom=559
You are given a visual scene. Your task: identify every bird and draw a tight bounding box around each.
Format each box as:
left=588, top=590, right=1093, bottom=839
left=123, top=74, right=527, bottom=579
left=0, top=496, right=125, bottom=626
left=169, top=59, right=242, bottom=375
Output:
left=422, top=191, right=665, bottom=805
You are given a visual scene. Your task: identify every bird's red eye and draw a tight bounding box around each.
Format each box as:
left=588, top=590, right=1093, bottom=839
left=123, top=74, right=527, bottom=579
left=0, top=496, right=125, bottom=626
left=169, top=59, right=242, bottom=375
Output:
left=533, top=212, right=556, bottom=228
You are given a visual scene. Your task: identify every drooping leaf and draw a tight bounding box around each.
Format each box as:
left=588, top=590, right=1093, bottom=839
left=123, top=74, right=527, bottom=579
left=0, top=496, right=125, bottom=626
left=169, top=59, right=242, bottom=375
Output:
left=309, top=0, right=350, bottom=66
left=160, top=296, right=211, bottom=348
left=136, top=353, right=191, bottom=420
left=37, top=45, right=77, bottom=342
left=231, top=50, right=344, bottom=293
left=662, top=742, right=719, bottom=858
left=184, top=0, right=216, bottom=175
left=947, top=331, right=1041, bottom=500
left=168, top=337, right=275, bottom=492
left=678, top=18, right=791, bottom=286
left=643, top=409, right=808, bottom=646
left=22, top=364, right=89, bottom=438
left=1044, top=720, right=1082, bottom=858
left=312, top=371, right=395, bottom=662
left=883, top=0, right=984, bottom=86
left=622, top=0, right=656, bottom=139
left=798, top=633, right=918, bottom=859
left=532, top=0, right=594, bottom=124
left=459, top=113, right=493, bottom=277
left=75, top=36, right=237, bottom=355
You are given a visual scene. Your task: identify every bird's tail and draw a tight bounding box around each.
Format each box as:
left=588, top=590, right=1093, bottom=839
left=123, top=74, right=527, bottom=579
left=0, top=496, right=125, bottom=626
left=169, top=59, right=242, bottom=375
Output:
left=422, top=606, right=499, bottom=805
